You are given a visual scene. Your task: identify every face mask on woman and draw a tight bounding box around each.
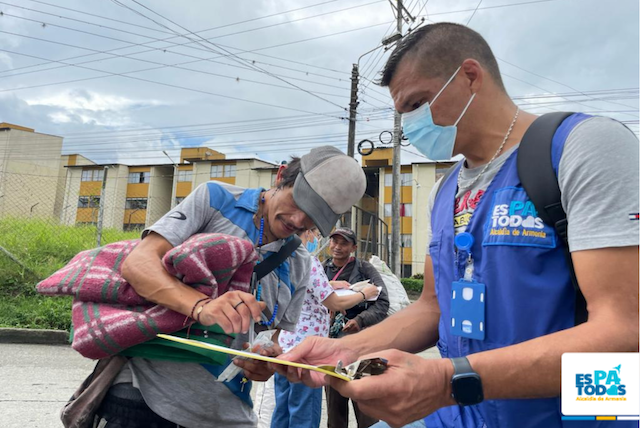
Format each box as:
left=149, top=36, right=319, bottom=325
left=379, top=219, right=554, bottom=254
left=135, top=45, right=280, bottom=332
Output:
left=305, top=236, right=319, bottom=253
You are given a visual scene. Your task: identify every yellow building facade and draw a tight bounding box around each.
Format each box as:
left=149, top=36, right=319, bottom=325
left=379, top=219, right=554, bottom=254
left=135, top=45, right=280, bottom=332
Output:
left=61, top=148, right=276, bottom=231
left=361, top=148, right=454, bottom=277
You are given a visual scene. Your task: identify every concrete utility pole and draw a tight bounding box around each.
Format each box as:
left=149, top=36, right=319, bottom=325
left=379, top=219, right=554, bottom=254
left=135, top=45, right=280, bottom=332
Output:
left=390, top=0, right=403, bottom=278
left=347, top=64, right=359, bottom=158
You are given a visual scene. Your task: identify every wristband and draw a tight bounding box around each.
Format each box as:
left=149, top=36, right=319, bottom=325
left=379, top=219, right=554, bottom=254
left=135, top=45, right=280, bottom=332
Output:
left=358, top=290, right=367, bottom=301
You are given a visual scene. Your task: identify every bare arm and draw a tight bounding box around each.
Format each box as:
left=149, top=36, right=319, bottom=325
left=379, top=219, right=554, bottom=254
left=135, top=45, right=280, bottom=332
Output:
left=339, top=255, right=441, bottom=355
left=322, top=285, right=377, bottom=312
left=468, top=246, right=639, bottom=400
left=121, top=232, right=264, bottom=333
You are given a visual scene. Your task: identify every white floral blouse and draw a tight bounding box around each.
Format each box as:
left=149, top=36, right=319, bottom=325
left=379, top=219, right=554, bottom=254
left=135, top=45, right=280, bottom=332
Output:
left=278, top=256, right=333, bottom=353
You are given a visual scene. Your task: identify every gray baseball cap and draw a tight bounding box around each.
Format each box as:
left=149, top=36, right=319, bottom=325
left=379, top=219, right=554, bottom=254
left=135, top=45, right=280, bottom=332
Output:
left=293, top=146, right=366, bottom=236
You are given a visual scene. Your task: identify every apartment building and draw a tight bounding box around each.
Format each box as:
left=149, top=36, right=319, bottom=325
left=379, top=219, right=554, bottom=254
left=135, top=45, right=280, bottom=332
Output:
left=360, top=148, right=454, bottom=277
left=61, top=147, right=277, bottom=231
left=0, top=123, right=66, bottom=220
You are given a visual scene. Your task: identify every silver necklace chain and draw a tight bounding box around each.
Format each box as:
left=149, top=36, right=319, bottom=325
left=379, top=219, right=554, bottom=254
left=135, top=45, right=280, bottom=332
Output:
left=457, top=107, right=520, bottom=191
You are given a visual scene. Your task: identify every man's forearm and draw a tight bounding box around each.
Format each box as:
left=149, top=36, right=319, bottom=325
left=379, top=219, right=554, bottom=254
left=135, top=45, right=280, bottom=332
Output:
left=342, top=297, right=440, bottom=356
left=122, top=248, right=208, bottom=317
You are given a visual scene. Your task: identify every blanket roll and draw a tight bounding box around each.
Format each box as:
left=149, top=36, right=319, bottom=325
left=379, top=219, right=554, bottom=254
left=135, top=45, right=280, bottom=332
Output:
left=37, top=233, right=257, bottom=359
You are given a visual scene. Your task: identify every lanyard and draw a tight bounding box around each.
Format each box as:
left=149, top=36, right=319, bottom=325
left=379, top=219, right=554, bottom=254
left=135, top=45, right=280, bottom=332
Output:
left=454, top=232, right=475, bottom=281
left=332, top=257, right=355, bottom=281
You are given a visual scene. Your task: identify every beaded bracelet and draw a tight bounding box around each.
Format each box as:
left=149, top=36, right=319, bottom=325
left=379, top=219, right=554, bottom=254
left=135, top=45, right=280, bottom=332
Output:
left=358, top=290, right=367, bottom=302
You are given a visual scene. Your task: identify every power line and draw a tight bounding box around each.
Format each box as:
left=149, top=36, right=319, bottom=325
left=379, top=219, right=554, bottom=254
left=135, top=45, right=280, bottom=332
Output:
left=0, top=0, right=371, bottom=83
left=111, top=0, right=346, bottom=110
left=0, top=47, right=346, bottom=99
left=497, top=57, right=639, bottom=114
left=0, top=11, right=348, bottom=111
left=0, top=15, right=396, bottom=92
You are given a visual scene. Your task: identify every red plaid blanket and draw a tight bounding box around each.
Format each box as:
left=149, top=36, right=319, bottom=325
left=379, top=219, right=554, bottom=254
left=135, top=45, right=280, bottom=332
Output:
left=37, top=233, right=257, bottom=359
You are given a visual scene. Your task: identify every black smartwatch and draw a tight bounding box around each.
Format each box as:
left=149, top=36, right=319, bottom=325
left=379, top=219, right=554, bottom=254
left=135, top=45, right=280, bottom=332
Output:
left=450, top=357, right=484, bottom=406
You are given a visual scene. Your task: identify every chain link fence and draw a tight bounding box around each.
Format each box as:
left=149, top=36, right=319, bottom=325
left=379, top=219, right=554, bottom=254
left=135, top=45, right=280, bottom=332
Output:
left=0, top=163, right=390, bottom=294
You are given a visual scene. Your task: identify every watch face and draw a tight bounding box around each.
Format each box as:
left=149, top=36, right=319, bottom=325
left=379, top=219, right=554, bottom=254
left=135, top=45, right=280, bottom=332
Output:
left=452, top=375, right=484, bottom=406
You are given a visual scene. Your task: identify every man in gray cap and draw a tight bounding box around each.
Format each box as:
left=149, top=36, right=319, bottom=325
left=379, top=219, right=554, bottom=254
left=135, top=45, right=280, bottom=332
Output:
left=94, top=146, right=366, bottom=428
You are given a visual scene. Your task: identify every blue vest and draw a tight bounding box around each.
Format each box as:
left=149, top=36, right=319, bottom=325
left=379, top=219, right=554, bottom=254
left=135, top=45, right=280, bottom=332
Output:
left=424, top=114, right=635, bottom=428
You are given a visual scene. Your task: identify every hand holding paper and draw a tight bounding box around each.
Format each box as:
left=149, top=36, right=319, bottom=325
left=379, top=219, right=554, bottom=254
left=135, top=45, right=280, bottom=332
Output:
left=334, top=280, right=382, bottom=301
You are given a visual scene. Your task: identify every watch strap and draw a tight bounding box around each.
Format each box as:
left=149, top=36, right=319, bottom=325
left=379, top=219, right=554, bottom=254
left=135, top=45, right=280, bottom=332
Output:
left=451, top=356, right=474, bottom=375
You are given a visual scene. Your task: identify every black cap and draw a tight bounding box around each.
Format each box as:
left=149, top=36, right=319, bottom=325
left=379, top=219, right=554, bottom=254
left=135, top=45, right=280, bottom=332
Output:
left=329, top=228, right=357, bottom=245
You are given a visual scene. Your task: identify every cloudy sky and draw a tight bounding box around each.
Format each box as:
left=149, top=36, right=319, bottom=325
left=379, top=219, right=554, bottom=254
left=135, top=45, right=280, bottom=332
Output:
left=0, top=0, right=637, bottom=166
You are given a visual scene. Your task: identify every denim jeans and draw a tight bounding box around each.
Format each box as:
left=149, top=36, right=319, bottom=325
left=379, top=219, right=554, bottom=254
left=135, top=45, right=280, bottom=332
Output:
left=271, top=373, right=322, bottom=428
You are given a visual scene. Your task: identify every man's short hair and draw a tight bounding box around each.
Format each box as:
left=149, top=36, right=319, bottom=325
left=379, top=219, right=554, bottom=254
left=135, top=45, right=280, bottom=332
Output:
left=379, top=22, right=506, bottom=92
left=277, top=157, right=301, bottom=188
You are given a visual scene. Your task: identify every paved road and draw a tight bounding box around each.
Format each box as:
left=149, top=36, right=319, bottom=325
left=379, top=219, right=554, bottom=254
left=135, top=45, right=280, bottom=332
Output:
left=0, top=343, right=95, bottom=428
left=0, top=343, right=440, bottom=427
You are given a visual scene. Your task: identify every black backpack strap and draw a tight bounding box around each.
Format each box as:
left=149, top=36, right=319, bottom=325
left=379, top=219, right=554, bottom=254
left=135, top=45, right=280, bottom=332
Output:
left=253, top=235, right=302, bottom=281
left=517, top=112, right=587, bottom=325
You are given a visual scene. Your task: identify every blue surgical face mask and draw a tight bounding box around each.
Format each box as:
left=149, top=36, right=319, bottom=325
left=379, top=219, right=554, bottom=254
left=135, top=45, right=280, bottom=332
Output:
left=402, top=66, right=476, bottom=161
left=306, top=236, right=318, bottom=253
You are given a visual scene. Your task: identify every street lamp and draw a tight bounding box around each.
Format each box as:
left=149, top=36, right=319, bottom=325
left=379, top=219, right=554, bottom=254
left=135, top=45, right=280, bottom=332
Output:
left=347, top=35, right=403, bottom=158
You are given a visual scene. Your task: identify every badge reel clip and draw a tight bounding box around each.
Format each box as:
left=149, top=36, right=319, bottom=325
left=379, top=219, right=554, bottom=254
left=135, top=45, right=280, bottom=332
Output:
left=451, top=232, right=486, bottom=340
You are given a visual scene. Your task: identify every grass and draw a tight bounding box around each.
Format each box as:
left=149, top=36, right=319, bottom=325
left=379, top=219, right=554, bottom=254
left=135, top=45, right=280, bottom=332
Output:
left=0, top=217, right=139, bottom=330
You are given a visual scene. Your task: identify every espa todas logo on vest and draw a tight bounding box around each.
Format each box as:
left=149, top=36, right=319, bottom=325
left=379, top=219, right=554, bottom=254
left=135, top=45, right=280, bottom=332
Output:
left=484, top=187, right=556, bottom=248
left=491, top=200, right=544, bottom=230
left=575, top=365, right=627, bottom=400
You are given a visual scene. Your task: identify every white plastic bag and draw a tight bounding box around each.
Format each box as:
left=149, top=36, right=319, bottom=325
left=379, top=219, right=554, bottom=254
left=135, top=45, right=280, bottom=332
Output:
left=369, top=256, right=410, bottom=315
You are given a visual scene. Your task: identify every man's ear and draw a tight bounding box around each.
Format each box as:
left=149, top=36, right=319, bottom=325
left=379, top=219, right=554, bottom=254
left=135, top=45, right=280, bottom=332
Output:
left=460, top=58, right=483, bottom=94
left=274, top=164, right=288, bottom=187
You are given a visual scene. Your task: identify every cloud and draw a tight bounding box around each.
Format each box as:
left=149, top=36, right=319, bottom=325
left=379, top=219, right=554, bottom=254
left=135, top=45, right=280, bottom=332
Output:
left=0, top=0, right=635, bottom=169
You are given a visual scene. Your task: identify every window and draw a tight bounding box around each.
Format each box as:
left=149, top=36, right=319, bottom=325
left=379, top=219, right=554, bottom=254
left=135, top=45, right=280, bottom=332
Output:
left=125, top=198, right=148, bottom=210
left=177, top=170, right=192, bottom=182
left=210, top=165, right=223, bottom=178
left=400, top=234, right=412, bottom=248
left=78, top=196, right=100, bottom=208
left=384, top=203, right=392, bottom=217
left=175, top=197, right=186, bottom=206
left=224, top=164, right=236, bottom=177
left=128, top=172, right=150, bottom=184
left=402, top=264, right=412, bottom=279
left=385, top=172, right=413, bottom=186
left=81, top=169, right=103, bottom=182
left=401, top=172, right=413, bottom=186
left=400, top=203, right=412, bottom=217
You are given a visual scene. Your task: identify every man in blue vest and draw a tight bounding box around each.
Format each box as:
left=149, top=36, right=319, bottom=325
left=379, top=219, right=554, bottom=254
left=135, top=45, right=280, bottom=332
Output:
left=277, top=23, right=639, bottom=427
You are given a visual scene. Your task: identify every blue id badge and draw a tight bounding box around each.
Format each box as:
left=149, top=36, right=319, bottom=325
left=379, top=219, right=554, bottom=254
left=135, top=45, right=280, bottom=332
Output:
left=451, top=280, right=486, bottom=340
